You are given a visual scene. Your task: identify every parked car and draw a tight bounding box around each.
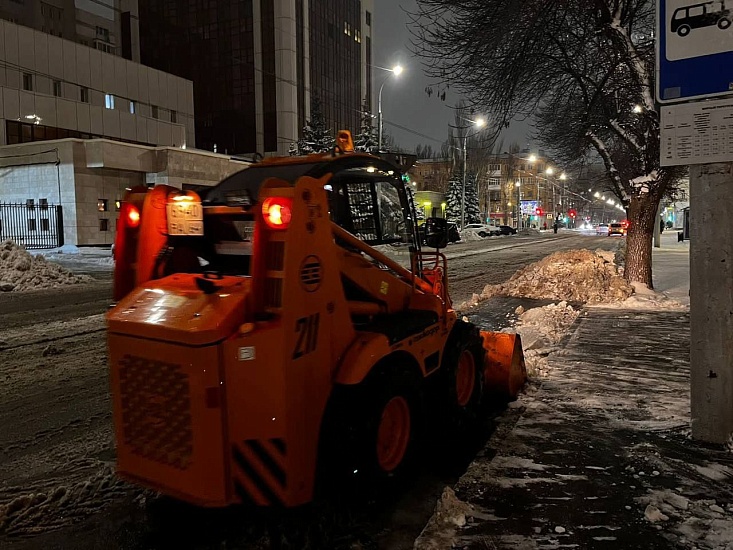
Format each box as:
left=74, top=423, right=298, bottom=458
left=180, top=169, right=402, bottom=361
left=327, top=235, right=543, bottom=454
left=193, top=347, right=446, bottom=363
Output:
left=596, top=224, right=609, bottom=236
left=494, top=225, right=518, bottom=236
left=608, top=223, right=626, bottom=237
left=417, top=222, right=461, bottom=246
left=462, top=223, right=495, bottom=238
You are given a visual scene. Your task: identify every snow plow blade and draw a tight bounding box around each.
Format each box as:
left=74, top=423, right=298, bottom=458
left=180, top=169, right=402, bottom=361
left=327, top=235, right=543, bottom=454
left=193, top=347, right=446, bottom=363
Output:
left=480, top=332, right=527, bottom=399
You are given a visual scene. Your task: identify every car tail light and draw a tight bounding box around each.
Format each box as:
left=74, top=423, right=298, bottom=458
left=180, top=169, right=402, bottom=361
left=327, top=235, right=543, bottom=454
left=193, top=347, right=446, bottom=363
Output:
left=262, top=197, right=293, bottom=230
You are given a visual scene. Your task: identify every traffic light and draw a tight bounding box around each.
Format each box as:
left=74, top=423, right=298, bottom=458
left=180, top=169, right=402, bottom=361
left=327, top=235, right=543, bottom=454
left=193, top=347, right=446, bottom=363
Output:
left=568, top=208, right=577, bottom=219
left=535, top=207, right=544, bottom=217
left=402, top=173, right=411, bottom=184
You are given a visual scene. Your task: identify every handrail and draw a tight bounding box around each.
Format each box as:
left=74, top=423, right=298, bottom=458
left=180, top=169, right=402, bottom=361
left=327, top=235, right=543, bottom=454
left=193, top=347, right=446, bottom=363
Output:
left=331, top=223, right=435, bottom=295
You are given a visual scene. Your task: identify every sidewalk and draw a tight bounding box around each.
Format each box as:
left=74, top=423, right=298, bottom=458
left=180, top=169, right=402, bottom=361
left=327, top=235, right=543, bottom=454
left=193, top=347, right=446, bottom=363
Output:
left=416, top=237, right=733, bottom=549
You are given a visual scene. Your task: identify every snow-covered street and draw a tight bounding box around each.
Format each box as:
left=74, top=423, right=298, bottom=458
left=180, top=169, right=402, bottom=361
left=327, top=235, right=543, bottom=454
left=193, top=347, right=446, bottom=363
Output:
left=0, top=231, right=702, bottom=549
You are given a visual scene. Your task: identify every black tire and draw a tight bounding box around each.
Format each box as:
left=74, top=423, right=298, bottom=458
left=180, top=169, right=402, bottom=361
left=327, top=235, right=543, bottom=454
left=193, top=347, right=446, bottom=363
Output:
left=678, top=25, right=690, bottom=36
left=433, top=320, right=484, bottom=436
left=719, top=18, right=731, bottom=29
left=478, top=231, right=487, bottom=238
left=318, top=361, right=422, bottom=496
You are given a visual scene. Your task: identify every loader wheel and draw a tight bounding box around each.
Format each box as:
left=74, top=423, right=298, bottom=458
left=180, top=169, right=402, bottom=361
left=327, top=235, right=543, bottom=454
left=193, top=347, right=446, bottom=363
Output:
left=436, top=321, right=484, bottom=433
left=319, top=364, right=422, bottom=496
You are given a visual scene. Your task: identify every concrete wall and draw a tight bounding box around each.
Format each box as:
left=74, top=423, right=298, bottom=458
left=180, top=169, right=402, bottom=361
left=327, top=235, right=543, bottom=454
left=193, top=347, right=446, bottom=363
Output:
left=0, top=19, right=194, bottom=148
left=0, top=138, right=249, bottom=246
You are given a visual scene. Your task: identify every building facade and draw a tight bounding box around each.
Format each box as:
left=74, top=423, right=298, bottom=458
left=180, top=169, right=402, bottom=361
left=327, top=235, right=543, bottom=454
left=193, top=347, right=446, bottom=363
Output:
left=0, top=0, right=141, bottom=61
left=0, top=19, right=195, bottom=149
left=485, top=151, right=565, bottom=227
left=0, top=139, right=248, bottom=247
left=138, top=0, right=374, bottom=157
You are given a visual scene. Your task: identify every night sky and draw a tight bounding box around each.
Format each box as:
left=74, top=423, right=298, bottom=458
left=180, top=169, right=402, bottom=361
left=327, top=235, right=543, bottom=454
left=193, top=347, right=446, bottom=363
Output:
left=373, top=0, right=532, bottom=154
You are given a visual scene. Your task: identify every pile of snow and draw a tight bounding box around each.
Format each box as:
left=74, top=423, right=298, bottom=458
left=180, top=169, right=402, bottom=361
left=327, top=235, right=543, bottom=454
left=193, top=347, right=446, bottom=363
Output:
left=596, top=281, right=687, bottom=311
left=639, top=489, right=733, bottom=548
left=460, top=249, right=633, bottom=309
left=458, top=231, right=485, bottom=242
left=508, top=302, right=580, bottom=378
left=0, top=240, right=93, bottom=292
left=414, top=487, right=479, bottom=550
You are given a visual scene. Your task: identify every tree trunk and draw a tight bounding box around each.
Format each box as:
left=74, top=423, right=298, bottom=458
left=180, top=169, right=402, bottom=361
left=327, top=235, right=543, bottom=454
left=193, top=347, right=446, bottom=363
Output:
left=624, top=193, right=659, bottom=288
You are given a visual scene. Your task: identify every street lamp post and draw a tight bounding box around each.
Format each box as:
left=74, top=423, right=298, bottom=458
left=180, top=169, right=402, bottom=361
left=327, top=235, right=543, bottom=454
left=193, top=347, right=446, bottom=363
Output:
left=515, top=180, right=522, bottom=229
left=453, top=117, right=486, bottom=229
left=377, top=65, right=403, bottom=151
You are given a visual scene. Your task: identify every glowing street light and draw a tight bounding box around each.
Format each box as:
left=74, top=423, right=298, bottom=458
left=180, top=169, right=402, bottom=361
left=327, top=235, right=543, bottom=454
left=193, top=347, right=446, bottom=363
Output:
left=633, top=104, right=643, bottom=114
left=377, top=65, right=404, bottom=151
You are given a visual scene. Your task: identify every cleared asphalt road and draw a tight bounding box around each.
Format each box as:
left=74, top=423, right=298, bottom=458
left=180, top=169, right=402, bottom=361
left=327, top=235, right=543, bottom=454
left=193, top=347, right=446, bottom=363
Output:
left=0, top=232, right=619, bottom=549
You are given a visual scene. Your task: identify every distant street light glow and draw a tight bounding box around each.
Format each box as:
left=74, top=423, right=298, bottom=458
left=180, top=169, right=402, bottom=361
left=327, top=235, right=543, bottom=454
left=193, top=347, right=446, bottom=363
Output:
left=633, top=105, right=643, bottom=114
left=546, top=167, right=554, bottom=175
left=392, top=65, right=404, bottom=76
left=529, top=155, right=537, bottom=163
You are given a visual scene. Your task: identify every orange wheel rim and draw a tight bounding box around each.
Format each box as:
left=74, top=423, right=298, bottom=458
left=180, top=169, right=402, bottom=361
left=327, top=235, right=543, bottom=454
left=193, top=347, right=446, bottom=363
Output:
left=456, top=350, right=476, bottom=407
left=376, top=396, right=411, bottom=472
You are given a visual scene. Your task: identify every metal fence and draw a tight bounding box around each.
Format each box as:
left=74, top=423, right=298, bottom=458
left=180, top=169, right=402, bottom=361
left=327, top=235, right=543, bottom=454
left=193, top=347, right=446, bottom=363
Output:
left=0, top=203, right=64, bottom=249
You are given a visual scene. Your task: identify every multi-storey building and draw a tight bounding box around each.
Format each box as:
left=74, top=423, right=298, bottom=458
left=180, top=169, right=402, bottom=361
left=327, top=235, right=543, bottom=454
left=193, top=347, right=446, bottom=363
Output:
left=138, top=0, right=374, bottom=156
left=0, top=12, right=246, bottom=247
left=485, top=151, right=565, bottom=227
left=0, top=0, right=140, bottom=61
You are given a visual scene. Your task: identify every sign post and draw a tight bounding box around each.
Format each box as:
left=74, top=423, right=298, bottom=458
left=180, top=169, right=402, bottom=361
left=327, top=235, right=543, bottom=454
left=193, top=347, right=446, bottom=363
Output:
left=658, top=0, right=733, bottom=444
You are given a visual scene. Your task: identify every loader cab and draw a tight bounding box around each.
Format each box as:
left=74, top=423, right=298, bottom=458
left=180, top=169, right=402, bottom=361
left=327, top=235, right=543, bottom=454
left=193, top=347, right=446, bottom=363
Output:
left=204, top=155, right=421, bottom=252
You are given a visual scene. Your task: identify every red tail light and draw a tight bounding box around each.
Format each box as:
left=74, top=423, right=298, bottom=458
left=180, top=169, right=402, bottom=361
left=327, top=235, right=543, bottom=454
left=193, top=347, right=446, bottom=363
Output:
left=127, top=205, right=141, bottom=228
left=262, top=197, right=293, bottom=230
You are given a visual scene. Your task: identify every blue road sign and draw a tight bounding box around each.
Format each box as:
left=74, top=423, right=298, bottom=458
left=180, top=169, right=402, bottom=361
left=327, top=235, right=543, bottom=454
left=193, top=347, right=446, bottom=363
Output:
left=657, top=0, right=733, bottom=103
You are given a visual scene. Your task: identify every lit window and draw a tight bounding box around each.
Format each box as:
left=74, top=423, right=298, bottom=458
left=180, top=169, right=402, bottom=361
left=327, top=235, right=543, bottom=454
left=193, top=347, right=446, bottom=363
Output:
left=129, top=100, right=136, bottom=114
left=115, top=200, right=121, bottom=211
left=53, top=80, right=62, bottom=97
left=105, top=94, right=115, bottom=109
left=98, top=199, right=108, bottom=212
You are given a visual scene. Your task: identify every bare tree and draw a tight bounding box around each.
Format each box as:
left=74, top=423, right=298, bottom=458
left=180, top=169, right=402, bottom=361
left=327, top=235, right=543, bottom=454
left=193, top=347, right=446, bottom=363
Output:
left=410, top=0, right=685, bottom=286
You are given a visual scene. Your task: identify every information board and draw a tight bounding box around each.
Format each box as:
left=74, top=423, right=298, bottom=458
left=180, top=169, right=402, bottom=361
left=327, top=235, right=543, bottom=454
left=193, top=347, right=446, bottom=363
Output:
left=660, top=96, right=733, bottom=166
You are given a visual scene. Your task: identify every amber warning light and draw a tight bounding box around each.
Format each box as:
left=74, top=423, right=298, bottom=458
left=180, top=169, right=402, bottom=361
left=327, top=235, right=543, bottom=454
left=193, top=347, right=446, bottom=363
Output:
left=262, top=197, right=293, bottom=230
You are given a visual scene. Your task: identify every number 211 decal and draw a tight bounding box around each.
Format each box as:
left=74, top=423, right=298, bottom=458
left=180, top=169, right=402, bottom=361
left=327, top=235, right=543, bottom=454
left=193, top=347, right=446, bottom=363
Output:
left=293, top=313, right=320, bottom=359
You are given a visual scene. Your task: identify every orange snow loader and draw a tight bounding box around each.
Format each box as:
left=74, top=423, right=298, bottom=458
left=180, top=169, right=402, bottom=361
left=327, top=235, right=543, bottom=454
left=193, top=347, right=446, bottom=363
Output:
left=107, top=131, right=526, bottom=508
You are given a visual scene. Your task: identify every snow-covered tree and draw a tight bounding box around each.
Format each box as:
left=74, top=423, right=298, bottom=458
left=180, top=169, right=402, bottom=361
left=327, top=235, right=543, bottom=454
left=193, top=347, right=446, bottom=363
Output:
left=298, top=96, right=335, bottom=155
left=354, top=98, right=378, bottom=153
left=464, top=173, right=482, bottom=224
left=445, top=170, right=463, bottom=224
left=288, top=142, right=297, bottom=156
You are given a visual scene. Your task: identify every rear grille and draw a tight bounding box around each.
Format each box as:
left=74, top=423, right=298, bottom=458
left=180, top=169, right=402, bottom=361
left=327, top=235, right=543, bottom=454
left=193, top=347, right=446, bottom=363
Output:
left=119, top=354, right=193, bottom=470
left=264, top=278, right=283, bottom=308
left=266, top=241, right=285, bottom=271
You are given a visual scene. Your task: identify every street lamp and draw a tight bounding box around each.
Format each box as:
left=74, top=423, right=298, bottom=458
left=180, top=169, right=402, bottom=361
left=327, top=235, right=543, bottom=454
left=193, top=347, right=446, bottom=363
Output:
left=460, top=117, right=486, bottom=228
left=377, top=65, right=403, bottom=151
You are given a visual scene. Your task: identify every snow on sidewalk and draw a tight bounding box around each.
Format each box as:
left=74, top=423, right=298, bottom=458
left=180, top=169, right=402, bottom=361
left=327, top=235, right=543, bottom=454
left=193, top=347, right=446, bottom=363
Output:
left=416, top=308, right=733, bottom=550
